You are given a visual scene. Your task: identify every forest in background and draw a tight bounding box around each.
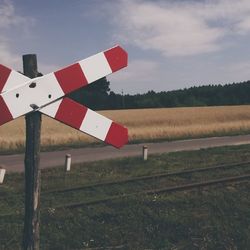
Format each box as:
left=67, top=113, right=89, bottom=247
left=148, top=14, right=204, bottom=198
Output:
left=69, top=78, right=250, bottom=110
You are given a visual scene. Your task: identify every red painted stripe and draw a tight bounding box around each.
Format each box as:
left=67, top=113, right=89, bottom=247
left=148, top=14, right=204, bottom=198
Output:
left=54, top=63, right=88, bottom=94
left=0, top=64, right=11, bottom=93
left=104, top=46, right=128, bottom=73
left=105, top=122, right=128, bottom=148
left=55, top=97, right=87, bottom=129
left=0, top=95, right=13, bottom=126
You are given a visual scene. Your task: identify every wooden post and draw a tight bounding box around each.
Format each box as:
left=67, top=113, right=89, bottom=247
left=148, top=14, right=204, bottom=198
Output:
left=22, top=54, right=41, bottom=250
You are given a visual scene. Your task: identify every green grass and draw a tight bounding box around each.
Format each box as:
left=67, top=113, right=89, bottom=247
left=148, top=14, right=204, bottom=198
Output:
left=1, top=144, right=250, bottom=249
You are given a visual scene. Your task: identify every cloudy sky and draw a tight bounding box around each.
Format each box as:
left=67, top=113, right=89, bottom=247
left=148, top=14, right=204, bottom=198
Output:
left=1, top=0, right=250, bottom=94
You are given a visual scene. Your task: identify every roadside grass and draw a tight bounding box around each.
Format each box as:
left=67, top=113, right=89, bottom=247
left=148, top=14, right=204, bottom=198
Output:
left=1, top=144, right=250, bottom=249
left=1, top=105, right=250, bottom=154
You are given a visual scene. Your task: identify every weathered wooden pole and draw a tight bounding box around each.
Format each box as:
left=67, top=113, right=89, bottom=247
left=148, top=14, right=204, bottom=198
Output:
left=22, top=54, right=41, bottom=250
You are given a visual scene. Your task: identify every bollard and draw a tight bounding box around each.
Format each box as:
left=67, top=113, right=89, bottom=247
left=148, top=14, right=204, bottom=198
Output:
left=143, top=145, right=148, bottom=161
left=0, top=168, right=6, bottom=184
left=65, top=154, right=71, bottom=172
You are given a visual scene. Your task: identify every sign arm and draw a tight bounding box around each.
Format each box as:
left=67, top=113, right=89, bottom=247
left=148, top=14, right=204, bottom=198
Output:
left=41, top=97, right=128, bottom=148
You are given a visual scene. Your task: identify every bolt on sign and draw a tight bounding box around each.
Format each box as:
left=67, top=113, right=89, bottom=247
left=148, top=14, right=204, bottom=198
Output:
left=0, top=46, right=128, bottom=148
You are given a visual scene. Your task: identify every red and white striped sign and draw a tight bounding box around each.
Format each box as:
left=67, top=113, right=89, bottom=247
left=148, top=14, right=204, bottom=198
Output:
left=0, top=46, right=128, bottom=148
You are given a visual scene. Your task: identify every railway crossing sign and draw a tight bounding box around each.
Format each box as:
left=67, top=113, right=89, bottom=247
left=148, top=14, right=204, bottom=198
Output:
left=0, top=45, right=128, bottom=148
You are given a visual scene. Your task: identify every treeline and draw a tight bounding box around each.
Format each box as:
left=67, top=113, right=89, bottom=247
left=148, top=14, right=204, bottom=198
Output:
left=69, top=78, right=250, bottom=110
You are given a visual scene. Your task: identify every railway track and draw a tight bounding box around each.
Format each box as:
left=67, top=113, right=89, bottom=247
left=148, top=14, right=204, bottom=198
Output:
left=42, top=161, right=250, bottom=209
left=57, top=174, right=250, bottom=209
left=1, top=161, right=250, bottom=213
left=44, top=160, right=250, bottom=194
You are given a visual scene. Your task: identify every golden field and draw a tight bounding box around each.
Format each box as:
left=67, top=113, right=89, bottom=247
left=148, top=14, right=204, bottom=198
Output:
left=1, top=105, right=250, bottom=152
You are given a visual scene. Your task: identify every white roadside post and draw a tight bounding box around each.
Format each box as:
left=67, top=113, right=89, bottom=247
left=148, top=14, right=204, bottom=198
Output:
left=143, top=145, right=148, bottom=161
left=0, top=167, right=6, bottom=184
left=65, top=154, right=72, bottom=172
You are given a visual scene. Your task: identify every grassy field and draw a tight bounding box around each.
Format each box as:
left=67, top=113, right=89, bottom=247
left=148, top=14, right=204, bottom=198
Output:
left=1, top=144, right=250, bottom=249
left=1, top=105, right=250, bottom=152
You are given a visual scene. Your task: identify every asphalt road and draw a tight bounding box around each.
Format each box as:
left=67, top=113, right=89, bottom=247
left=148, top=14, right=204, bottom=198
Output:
left=1, top=135, right=250, bottom=173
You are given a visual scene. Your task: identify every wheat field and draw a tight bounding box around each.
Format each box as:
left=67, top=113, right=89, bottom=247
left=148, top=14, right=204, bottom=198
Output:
left=1, top=105, right=250, bottom=152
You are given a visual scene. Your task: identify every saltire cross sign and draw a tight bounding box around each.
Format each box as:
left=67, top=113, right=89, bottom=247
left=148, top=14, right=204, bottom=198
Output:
left=0, top=45, right=128, bottom=148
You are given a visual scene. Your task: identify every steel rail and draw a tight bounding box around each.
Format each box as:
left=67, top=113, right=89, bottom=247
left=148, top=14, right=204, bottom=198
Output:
left=2, top=171, right=250, bottom=215
left=1, top=161, right=250, bottom=201
left=52, top=174, right=250, bottom=209
left=44, top=160, right=250, bottom=194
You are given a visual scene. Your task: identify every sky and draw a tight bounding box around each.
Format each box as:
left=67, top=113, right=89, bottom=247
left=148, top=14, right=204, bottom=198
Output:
left=1, top=0, right=250, bottom=94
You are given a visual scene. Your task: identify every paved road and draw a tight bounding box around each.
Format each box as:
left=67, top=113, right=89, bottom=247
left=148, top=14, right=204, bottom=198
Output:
left=1, top=135, right=250, bottom=173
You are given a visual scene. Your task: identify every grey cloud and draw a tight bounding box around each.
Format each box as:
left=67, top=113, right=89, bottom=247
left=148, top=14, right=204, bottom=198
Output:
left=108, top=0, right=250, bottom=57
